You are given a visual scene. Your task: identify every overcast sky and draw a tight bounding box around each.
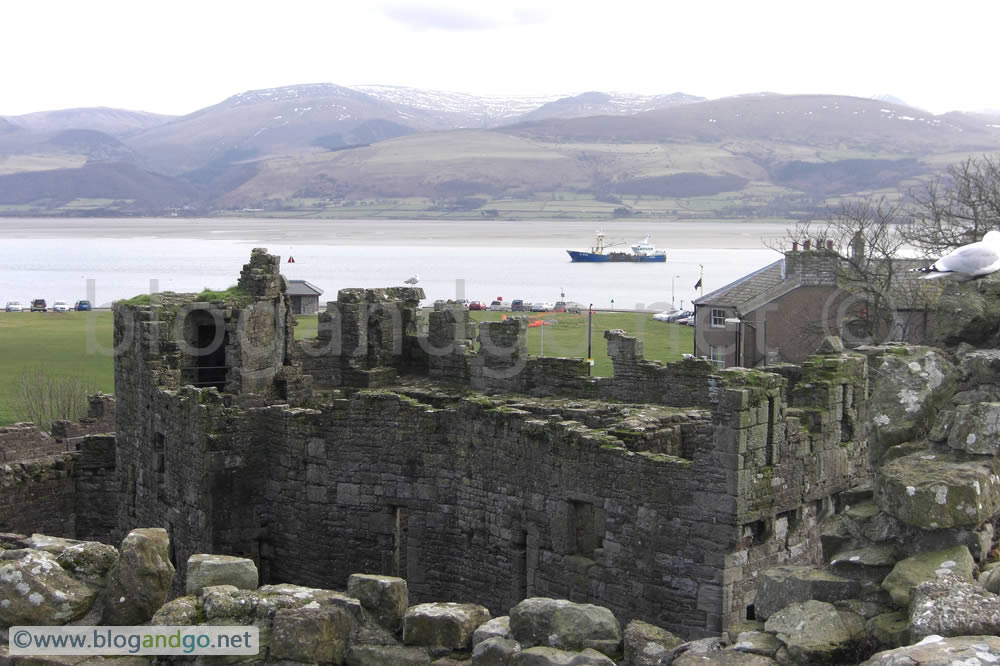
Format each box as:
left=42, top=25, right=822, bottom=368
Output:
left=4, top=0, right=997, bottom=117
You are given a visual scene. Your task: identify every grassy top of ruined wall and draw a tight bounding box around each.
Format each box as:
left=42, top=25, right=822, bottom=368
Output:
left=117, top=285, right=253, bottom=308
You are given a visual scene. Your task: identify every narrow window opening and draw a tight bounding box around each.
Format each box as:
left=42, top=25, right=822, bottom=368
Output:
left=743, top=519, right=771, bottom=546
left=570, top=501, right=597, bottom=557
left=766, top=396, right=775, bottom=465
left=840, top=384, right=853, bottom=441
left=393, top=507, right=409, bottom=579
left=746, top=604, right=756, bottom=621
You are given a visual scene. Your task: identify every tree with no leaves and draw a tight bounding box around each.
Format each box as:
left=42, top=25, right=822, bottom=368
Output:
left=772, top=197, right=935, bottom=346
left=11, top=367, right=96, bottom=432
left=905, top=154, right=1000, bottom=256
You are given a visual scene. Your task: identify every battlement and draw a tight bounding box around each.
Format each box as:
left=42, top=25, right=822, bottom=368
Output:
left=102, top=250, right=873, bottom=637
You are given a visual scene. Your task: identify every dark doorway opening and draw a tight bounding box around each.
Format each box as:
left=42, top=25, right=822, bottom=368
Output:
left=182, top=310, right=229, bottom=391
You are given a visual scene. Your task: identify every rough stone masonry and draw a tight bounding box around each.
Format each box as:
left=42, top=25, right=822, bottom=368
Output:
left=20, top=249, right=877, bottom=640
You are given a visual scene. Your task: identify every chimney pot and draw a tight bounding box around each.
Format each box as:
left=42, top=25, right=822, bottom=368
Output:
left=827, top=240, right=834, bottom=250
left=803, top=239, right=811, bottom=250
left=792, top=241, right=799, bottom=252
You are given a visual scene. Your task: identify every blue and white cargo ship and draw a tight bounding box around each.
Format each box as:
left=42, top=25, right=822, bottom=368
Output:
left=567, top=230, right=666, bottom=262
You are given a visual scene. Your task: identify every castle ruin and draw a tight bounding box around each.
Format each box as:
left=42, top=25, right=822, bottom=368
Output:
left=2, top=249, right=877, bottom=640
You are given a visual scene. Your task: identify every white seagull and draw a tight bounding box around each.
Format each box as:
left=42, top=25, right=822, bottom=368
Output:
left=403, top=274, right=420, bottom=285
left=915, top=230, right=1000, bottom=281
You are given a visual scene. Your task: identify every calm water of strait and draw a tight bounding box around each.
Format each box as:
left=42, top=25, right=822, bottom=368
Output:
left=0, top=219, right=785, bottom=310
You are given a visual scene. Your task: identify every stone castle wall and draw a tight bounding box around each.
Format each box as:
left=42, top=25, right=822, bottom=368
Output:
left=0, top=395, right=119, bottom=540
left=99, top=251, right=876, bottom=638
left=0, top=393, right=115, bottom=464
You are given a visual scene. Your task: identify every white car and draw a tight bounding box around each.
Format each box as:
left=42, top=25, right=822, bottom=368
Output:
left=531, top=302, right=553, bottom=312
left=5, top=301, right=23, bottom=312
left=488, top=300, right=509, bottom=311
left=52, top=300, right=70, bottom=312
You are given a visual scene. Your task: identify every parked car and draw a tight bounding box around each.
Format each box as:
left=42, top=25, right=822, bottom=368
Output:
left=652, top=309, right=692, bottom=323
left=52, top=300, right=70, bottom=312
left=5, top=301, right=23, bottom=312
left=489, top=300, right=509, bottom=311
left=564, top=301, right=583, bottom=314
left=468, top=301, right=485, bottom=311
left=511, top=299, right=527, bottom=312
left=676, top=315, right=695, bottom=326
left=30, top=299, right=47, bottom=312
left=531, top=302, right=553, bottom=312
left=74, top=300, right=92, bottom=311
left=552, top=301, right=566, bottom=312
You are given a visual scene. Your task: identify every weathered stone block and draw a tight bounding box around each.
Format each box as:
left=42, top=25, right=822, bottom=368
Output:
left=271, top=605, right=354, bottom=664
left=347, top=573, right=408, bottom=632
left=346, top=644, right=431, bottom=665
left=509, top=598, right=621, bottom=656
left=510, top=647, right=615, bottom=665
left=623, top=619, right=683, bottom=666
left=763, top=600, right=865, bottom=665
left=103, top=528, right=175, bottom=625
left=754, top=565, right=861, bottom=620
left=875, top=452, right=1000, bottom=529
left=909, top=573, right=1000, bottom=640
left=0, top=549, right=96, bottom=626
left=881, top=545, right=975, bottom=608
left=403, top=602, right=491, bottom=651
left=472, top=636, right=521, bottom=665
left=186, top=553, right=259, bottom=595
left=862, top=636, right=1000, bottom=666
left=948, top=402, right=1000, bottom=454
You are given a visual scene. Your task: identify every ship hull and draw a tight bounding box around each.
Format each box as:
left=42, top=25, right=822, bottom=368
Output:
left=567, top=250, right=666, bottom=263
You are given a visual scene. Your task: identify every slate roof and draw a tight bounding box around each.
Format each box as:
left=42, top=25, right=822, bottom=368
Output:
left=693, top=256, right=942, bottom=312
left=287, top=280, right=324, bottom=297
left=693, top=259, right=786, bottom=309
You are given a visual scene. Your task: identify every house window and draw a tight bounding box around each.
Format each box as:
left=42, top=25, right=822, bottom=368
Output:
left=709, top=345, right=725, bottom=369
left=711, top=308, right=727, bottom=328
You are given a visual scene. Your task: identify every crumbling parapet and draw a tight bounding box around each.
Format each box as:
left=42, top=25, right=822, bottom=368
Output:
left=602, top=329, right=719, bottom=406
left=470, top=318, right=528, bottom=390
left=427, top=302, right=476, bottom=382
left=299, top=287, right=426, bottom=388
left=237, top=247, right=286, bottom=300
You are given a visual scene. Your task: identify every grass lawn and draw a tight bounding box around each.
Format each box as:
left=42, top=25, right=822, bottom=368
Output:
left=0, top=309, right=693, bottom=425
left=0, top=311, right=115, bottom=425
left=294, top=309, right=694, bottom=378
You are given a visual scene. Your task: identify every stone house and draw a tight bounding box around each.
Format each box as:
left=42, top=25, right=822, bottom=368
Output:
left=693, top=245, right=939, bottom=367
left=287, top=279, right=324, bottom=314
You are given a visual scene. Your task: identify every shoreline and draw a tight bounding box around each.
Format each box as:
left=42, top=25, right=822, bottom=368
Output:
left=0, top=218, right=792, bottom=250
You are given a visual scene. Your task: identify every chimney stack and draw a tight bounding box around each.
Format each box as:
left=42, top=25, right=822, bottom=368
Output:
left=792, top=241, right=799, bottom=252
left=803, top=239, right=811, bottom=251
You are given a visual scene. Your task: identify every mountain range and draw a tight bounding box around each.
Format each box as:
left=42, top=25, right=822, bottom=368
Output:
left=2, top=84, right=999, bottom=219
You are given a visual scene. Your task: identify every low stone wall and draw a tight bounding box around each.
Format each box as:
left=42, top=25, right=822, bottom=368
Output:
left=0, top=454, right=77, bottom=536
left=0, top=424, right=66, bottom=463
left=0, top=393, right=116, bottom=464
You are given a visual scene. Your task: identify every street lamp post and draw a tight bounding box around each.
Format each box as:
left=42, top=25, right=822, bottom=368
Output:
left=671, top=275, right=680, bottom=309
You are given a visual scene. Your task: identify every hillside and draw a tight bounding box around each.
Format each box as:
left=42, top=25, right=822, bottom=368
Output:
left=3, top=107, right=175, bottom=137
left=518, top=91, right=704, bottom=122
left=213, top=95, right=1000, bottom=217
left=503, top=94, right=1000, bottom=151
left=6, top=87, right=1000, bottom=219
left=0, top=161, right=201, bottom=212
left=124, top=84, right=450, bottom=177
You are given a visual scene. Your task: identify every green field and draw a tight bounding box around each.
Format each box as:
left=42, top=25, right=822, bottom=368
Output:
left=0, top=311, right=115, bottom=425
left=0, top=309, right=693, bottom=425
